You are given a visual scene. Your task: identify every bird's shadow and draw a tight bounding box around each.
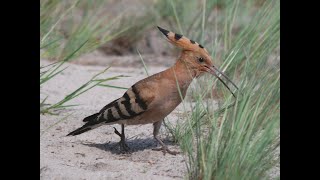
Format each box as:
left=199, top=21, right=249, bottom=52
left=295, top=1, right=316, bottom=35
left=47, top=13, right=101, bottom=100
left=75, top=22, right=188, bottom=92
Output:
left=81, top=137, right=176, bottom=154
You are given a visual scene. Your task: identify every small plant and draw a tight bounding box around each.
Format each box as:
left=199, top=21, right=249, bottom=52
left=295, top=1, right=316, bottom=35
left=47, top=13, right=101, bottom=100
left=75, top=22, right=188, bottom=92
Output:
left=40, top=0, right=132, bottom=114
left=162, top=0, right=279, bottom=179
left=40, top=65, right=127, bottom=114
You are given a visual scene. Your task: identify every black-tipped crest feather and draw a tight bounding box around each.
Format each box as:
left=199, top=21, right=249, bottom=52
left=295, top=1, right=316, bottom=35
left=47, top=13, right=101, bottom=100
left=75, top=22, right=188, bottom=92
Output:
left=157, top=26, right=169, bottom=37
left=174, top=33, right=183, bottom=40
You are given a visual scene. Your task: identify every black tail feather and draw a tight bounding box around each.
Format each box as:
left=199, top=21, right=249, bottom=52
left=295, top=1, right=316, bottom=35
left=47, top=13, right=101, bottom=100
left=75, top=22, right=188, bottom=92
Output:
left=83, top=113, right=99, bottom=122
left=67, top=113, right=101, bottom=136
left=67, top=125, right=92, bottom=136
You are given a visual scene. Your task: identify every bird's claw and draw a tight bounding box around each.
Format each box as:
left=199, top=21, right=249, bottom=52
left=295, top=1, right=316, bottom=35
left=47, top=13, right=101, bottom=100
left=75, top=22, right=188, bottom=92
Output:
left=113, top=127, right=130, bottom=153
left=119, top=140, right=130, bottom=153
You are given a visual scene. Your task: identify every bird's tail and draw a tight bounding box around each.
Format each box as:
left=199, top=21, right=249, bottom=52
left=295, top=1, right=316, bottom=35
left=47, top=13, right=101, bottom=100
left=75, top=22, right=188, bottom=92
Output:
left=83, top=113, right=99, bottom=122
left=67, top=113, right=101, bottom=136
left=66, top=125, right=93, bottom=136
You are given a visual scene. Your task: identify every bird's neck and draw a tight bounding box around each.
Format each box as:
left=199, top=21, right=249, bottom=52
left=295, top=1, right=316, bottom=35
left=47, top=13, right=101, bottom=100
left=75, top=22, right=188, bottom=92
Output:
left=167, top=59, right=196, bottom=95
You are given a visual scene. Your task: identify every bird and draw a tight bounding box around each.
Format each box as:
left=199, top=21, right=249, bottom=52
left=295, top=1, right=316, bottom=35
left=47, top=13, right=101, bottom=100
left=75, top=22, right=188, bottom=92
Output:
left=67, top=26, right=238, bottom=155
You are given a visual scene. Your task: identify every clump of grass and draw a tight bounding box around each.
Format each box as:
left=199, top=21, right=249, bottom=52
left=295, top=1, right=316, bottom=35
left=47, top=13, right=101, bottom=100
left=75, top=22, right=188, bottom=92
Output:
left=40, top=0, right=133, bottom=60
left=40, top=66, right=127, bottom=115
left=162, top=0, right=279, bottom=179
left=41, top=0, right=161, bottom=58
left=179, top=68, right=279, bottom=179
left=40, top=37, right=128, bottom=114
left=40, top=0, right=134, bottom=114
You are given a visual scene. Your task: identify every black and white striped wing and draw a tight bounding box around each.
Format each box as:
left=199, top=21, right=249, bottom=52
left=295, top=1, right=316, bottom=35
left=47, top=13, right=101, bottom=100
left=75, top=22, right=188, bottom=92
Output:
left=96, top=84, right=151, bottom=124
left=67, top=83, right=154, bottom=136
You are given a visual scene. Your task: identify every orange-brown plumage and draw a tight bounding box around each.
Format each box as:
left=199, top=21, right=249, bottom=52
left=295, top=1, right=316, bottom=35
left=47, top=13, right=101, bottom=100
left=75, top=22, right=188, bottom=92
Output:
left=67, top=26, right=238, bottom=155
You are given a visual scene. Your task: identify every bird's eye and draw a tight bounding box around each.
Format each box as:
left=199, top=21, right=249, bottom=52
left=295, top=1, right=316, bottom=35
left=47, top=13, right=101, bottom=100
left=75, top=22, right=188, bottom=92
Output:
left=198, top=57, right=204, bottom=63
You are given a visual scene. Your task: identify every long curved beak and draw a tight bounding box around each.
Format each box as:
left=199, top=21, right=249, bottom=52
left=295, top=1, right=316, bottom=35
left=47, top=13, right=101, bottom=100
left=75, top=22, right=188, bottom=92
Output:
left=207, top=66, right=239, bottom=98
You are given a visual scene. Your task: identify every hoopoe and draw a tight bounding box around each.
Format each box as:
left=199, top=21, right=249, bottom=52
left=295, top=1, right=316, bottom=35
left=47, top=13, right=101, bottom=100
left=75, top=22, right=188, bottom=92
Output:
left=67, top=26, right=238, bottom=155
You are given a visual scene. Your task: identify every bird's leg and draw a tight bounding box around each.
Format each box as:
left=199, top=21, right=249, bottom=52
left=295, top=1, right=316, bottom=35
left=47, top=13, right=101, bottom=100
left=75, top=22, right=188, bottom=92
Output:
left=152, top=120, right=179, bottom=155
left=113, top=124, right=130, bottom=152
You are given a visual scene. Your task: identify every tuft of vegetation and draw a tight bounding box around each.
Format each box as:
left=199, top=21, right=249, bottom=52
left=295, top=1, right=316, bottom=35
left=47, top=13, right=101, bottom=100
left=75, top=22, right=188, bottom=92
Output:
left=40, top=65, right=128, bottom=114
left=40, top=0, right=132, bottom=114
left=41, top=0, right=127, bottom=60
left=163, top=0, right=279, bottom=179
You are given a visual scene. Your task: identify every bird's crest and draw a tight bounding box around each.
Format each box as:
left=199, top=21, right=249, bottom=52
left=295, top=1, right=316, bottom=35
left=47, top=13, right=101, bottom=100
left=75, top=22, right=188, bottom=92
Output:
left=157, top=26, right=239, bottom=98
left=157, top=26, right=209, bottom=56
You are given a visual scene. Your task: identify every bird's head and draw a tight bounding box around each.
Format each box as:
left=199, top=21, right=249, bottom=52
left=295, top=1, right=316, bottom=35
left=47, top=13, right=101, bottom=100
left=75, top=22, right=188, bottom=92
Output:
left=157, top=26, right=238, bottom=97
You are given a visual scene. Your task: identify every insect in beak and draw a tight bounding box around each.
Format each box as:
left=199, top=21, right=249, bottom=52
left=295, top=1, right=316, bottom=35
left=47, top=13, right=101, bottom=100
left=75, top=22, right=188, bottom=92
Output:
left=205, top=65, right=239, bottom=98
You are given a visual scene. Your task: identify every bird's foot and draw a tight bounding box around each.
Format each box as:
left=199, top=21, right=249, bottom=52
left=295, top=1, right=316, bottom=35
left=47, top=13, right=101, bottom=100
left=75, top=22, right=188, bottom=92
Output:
left=113, top=127, right=130, bottom=153
left=152, top=146, right=179, bottom=155
left=119, top=140, right=130, bottom=153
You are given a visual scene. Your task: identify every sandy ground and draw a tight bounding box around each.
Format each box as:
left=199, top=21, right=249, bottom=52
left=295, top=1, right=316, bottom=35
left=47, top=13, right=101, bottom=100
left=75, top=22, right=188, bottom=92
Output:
left=40, top=54, right=279, bottom=179
left=40, top=57, right=190, bottom=180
